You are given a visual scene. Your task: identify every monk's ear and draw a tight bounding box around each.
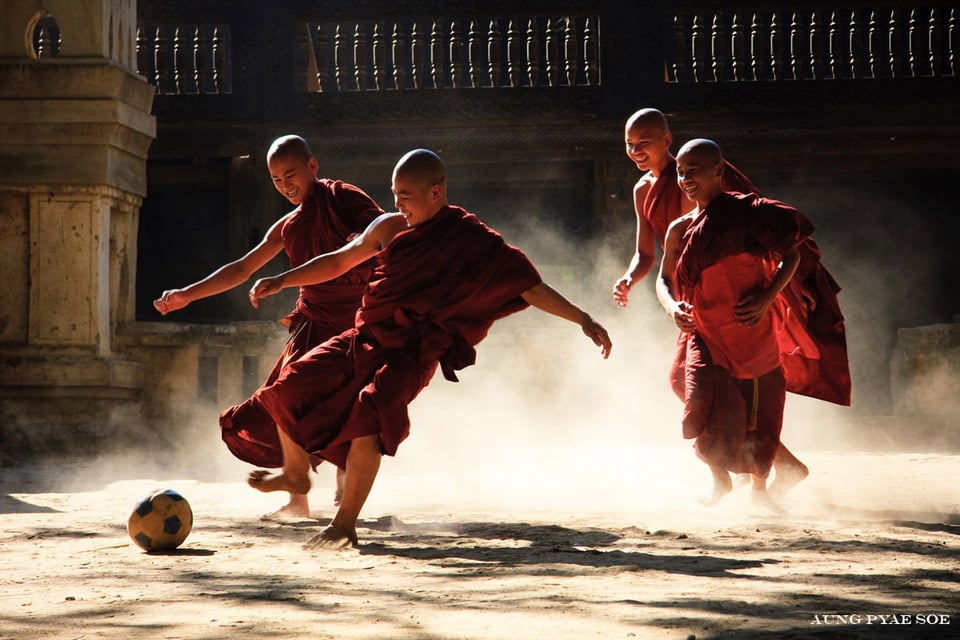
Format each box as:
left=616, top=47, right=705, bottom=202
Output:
left=307, top=156, right=320, bottom=175
left=663, top=131, right=673, bottom=149
left=430, top=183, right=443, bottom=200
left=714, top=161, right=725, bottom=179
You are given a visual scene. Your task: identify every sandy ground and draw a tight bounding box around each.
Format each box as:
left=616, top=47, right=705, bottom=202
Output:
left=1, top=437, right=957, bottom=640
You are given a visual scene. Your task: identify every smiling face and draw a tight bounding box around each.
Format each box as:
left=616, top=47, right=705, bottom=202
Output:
left=676, top=140, right=725, bottom=207
left=624, top=121, right=673, bottom=174
left=268, top=153, right=319, bottom=206
left=391, top=173, right=443, bottom=227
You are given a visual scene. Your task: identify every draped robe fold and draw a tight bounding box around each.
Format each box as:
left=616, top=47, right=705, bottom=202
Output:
left=644, top=160, right=850, bottom=407
left=219, top=178, right=382, bottom=467
left=248, top=206, right=542, bottom=469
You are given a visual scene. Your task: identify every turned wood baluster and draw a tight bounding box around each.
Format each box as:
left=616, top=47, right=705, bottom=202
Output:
left=867, top=10, right=881, bottom=78
left=430, top=20, right=445, bottom=88
left=468, top=20, right=481, bottom=88
left=889, top=9, right=903, bottom=78
left=584, top=17, right=599, bottom=85
left=770, top=12, right=785, bottom=81
left=809, top=10, right=824, bottom=79
left=691, top=14, right=706, bottom=82
left=315, top=25, right=328, bottom=92
left=506, top=19, right=521, bottom=87
left=526, top=18, right=540, bottom=87
left=749, top=12, right=764, bottom=81
left=730, top=12, right=745, bottom=81
left=950, top=9, right=959, bottom=77
left=391, top=22, right=405, bottom=90
left=154, top=26, right=168, bottom=94
left=564, top=17, right=578, bottom=85
left=194, top=25, right=208, bottom=93
left=929, top=9, right=942, bottom=77
left=372, top=22, right=386, bottom=90
left=334, top=24, right=347, bottom=91
left=449, top=21, right=464, bottom=88
left=488, top=19, right=501, bottom=88
left=545, top=18, right=560, bottom=86
left=711, top=12, right=726, bottom=82
left=672, top=13, right=687, bottom=83
left=411, top=22, right=424, bottom=89
left=354, top=23, right=368, bottom=91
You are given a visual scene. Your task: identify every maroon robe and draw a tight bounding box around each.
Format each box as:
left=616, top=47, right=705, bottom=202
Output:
left=672, top=193, right=813, bottom=475
left=219, top=178, right=382, bottom=467
left=649, top=160, right=851, bottom=407
left=253, top=205, right=542, bottom=469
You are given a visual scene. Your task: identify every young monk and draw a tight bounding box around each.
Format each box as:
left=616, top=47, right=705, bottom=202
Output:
left=656, top=138, right=846, bottom=511
left=614, top=108, right=848, bottom=498
left=613, top=108, right=759, bottom=307
left=154, top=135, right=383, bottom=519
left=245, top=148, right=612, bottom=549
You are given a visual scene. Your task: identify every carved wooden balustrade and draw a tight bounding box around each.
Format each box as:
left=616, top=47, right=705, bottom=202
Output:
left=667, top=3, right=959, bottom=82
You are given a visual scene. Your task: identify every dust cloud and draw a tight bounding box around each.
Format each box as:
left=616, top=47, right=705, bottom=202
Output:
left=44, top=175, right=959, bottom=525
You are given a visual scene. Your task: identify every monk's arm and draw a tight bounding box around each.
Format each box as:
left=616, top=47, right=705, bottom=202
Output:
left=521, top=283, right=612, bottom=358
left=248, top=212, right=407, bottom=308
left=733, top=246, right=801, bottom=326
left=613, top=180, right=656, bottom=307
left=656, top=217, right=696, bottom=332
left=154, top=214, right=288, bottom=315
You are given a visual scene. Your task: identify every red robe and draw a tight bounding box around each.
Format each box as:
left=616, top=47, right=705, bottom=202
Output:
left=253, top=205, right=542, bottom=469
left=220, top=178, right=382, bottom=467
left=673, top=193, right=813, bottom=475
left=647, top=160, right=851, bottom=406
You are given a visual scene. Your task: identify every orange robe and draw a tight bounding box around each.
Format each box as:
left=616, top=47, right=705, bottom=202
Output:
left=645, top=160, right=851, bottom=407
left=253, top=205, right=542, bottom=469
left=673, top=193, right=812, bottom=475
left=220, top=178, right=382, bottom=468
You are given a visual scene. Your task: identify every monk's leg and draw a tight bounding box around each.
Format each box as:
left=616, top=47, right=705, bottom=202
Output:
left=334, top=466, right=345, bottom=506
left=249, top=427, right=312, bottom=519
left=305, top=434, right=382, bottom=550
left=768, top=443, right=809, bottom=499
left=697, top=464, right=733, bottom=507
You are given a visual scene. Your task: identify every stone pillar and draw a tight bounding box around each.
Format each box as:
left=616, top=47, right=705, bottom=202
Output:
left=0, top=0, right=155, bottom=452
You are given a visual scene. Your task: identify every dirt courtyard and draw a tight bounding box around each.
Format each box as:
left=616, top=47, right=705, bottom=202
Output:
left=1, top=435, right=957, bottom=640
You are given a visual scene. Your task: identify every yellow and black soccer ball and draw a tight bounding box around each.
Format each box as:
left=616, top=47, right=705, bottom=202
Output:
left=127, top=488, right=193, bottom=551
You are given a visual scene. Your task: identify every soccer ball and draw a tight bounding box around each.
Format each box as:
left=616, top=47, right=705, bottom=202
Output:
left=127, top=488, right=193, bottom=551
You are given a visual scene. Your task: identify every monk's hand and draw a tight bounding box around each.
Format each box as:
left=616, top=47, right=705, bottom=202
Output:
left=671, top=301, right=696, bottom=332
left=249, top=276, right=283, bottom=308
left=581, top=314, right=612, bottom=359
left=153, top=289, right=188, bottom=315
left=734, top=291, right=772, bottom=326
left=612, top=277, right=632, bottom=308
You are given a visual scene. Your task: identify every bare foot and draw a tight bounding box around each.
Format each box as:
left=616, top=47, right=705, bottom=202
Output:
left=247, top=469, right=310, bottom=495
left=303, top=524, right=358, bottom=551
left=697, top=466, right=733, bottom=507
left=768, top=460, right=810, bottom=500
left=259, top=493, right=310, bottom=521
left=752, top=488, right=787, bottom=515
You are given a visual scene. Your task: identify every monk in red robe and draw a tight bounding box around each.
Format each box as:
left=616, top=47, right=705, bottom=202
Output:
left=245, top=149, right=612, bottom=548
left=616, top=109, right=850, bottom=497
left=154, top=135, right=382, bottom=519
left=657, top=139, right=848, bottom=511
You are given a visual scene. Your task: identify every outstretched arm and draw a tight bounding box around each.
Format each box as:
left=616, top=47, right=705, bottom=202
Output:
left=656, top=216, right=696, bottom=332
left=248, top=212, right=408, bottom=308
left=153, top=214, right=288, bottom=315
left=521, top=282, right=612, bottom=359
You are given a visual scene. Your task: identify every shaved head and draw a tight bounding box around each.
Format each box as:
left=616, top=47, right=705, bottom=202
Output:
left=393, top=148, right=446, bottom=188
left=626, top=108, right=669, bottom=134
left=677, top=138, right=723, bottom=166
left=267, top=135, right=314, bottom=165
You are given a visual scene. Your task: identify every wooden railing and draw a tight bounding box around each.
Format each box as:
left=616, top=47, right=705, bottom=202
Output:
left=299, top=15, right=601, bottom=92
left=136, top=22, right=232, bottom=94
left=667, top=4, right=959, bottom=82
left=134, top=1, right=959, bottom=118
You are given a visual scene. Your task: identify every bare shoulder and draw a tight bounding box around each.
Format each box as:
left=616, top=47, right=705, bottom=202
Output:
left=633, top=171, right=656, bottom=197
left=664, top=210, right=696, bottom=240
left=367, top=212, right=408, bottom=246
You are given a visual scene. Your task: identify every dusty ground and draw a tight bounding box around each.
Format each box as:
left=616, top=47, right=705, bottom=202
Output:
left=1, top=439, right=957, bottom=640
